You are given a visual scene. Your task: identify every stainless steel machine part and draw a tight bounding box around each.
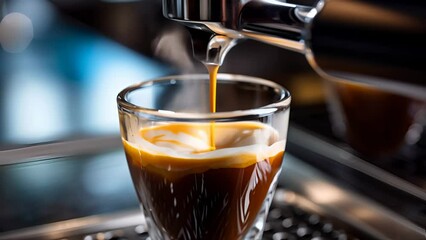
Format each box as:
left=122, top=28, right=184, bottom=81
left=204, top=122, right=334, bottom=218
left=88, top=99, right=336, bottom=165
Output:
left=163, top=0, right=426, bottom=99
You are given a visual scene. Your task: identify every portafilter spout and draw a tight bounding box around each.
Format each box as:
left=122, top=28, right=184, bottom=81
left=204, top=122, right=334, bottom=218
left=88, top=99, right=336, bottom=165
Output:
left=163, top=0, right=314, bottom=64
left=186, top=27, right=239, bottom=66
left=163, top=0, right=426, bottom=99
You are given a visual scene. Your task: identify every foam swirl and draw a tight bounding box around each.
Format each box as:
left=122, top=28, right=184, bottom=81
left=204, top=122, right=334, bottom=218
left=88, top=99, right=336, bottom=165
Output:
left=123, top=122, right=285, bottom=170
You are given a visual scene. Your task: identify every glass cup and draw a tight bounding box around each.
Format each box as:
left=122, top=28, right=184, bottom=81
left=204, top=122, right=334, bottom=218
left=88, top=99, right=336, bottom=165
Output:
left=117, top=74, right=291, bottom=240
left=325, top=79, right=425, bottom=157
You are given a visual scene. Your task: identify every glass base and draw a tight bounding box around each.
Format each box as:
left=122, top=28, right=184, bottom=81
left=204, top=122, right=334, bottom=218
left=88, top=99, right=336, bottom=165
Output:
left=142, top=168, right=282, bottom=240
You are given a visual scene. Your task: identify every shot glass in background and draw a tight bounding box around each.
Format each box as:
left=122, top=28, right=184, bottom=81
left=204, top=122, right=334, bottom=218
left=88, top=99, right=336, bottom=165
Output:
left=325, top=79, right=425, bottom=157
left=117, top=74, right=291, bottom=239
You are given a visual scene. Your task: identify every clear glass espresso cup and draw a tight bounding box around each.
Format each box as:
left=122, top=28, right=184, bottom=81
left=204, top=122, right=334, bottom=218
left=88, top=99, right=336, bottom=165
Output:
left=117, top=74, right=291, bottom=240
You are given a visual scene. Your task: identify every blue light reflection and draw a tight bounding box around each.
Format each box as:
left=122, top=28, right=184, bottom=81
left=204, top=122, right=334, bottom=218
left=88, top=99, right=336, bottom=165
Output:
left=1, top=22, right=172, bottom=146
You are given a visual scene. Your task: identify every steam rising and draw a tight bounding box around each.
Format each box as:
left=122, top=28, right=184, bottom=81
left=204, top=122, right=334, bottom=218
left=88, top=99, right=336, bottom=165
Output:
left=153, top=27, right=195, bottom=72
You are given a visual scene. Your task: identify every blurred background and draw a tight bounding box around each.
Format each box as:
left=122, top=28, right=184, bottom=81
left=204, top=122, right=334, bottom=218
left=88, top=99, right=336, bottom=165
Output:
left=0, top=0, right=425, bottom=239
left=0, top=0, right=327, bottom=149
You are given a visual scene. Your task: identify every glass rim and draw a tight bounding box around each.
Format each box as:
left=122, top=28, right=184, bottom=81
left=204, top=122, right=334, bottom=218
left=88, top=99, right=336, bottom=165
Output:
left=117, top=73, right=291, bottom=121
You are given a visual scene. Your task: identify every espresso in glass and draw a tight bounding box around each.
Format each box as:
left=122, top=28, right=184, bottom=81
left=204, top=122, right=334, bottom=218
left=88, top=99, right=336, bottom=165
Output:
left=117, top=74, right=290, bottom=240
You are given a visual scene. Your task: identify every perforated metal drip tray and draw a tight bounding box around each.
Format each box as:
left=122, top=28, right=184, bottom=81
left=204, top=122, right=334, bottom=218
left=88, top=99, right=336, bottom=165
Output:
left=264, top=189, right=373, bottom=240
left=0, top=189, right=381, bottom=240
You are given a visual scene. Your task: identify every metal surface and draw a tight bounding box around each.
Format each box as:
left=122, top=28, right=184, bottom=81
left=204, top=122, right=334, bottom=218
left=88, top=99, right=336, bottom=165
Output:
left=163, top=0, right=426, bottom=98
left=286, top=123, right=426, bottom=231
left=0, top=210, right=145, bottom=240
left=304, top=0, right=426, bottom=99
left=163, top=0, right=311, bottom=64
left=280, top=154, right=425, bottom=240
left=288, top=126, right=426, bottom=202
left=0, top=136, right=122, bottom=165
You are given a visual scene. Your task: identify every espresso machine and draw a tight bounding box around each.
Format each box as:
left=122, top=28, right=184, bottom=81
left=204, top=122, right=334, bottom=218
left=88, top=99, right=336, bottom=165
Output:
left=0, top=0, right=425, bottom=239
left=163, top=0, right=426, bottom=99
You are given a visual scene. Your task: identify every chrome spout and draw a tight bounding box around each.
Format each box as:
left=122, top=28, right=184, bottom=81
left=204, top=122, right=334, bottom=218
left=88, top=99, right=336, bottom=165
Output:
left=163, top=0, right=315, bottom=53
left=186, top=28, right=239, bottom=65
left=239, top=0, right=312, bottom=50
left=163, top=0, right=426, bottom=99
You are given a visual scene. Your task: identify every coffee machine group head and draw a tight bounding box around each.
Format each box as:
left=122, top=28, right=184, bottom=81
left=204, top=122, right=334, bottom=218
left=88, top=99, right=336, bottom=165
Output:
left=163, top=0, right=315, bottom=64
left=163, top=0, right=426, bottom=99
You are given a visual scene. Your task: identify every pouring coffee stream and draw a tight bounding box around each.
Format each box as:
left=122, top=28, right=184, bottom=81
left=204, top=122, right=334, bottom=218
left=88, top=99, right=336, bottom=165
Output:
left=164, top=0, right=426, bottom=100
left=206, top=64, right=219, bottom=150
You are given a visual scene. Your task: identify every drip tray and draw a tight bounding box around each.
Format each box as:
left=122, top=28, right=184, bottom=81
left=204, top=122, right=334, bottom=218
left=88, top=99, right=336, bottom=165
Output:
left=0, top=186, right=423, bottom=240
left=265, top=189, right=374, bottom=240
left=0, top=189, right=374, bottom=240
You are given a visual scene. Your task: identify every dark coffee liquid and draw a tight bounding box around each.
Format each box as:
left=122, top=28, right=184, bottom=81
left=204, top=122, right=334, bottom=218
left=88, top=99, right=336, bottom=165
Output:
left=329, top=80, right=422, bottom=156
left=123, top=122, right=284, bottom=240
